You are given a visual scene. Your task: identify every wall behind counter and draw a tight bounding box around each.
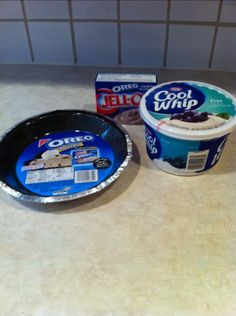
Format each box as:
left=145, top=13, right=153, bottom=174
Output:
left=0, top=0, right=235, bottom=71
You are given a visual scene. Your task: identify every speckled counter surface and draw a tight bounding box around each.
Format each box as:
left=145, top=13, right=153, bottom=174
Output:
left=0, top=65, right=236, bottom=316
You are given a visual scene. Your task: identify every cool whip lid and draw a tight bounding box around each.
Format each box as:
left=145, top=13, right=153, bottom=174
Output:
left=140, top=81, right=236, bottom=140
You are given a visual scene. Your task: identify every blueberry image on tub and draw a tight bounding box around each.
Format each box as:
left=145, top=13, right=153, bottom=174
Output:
left=165, top=110, right=227, bottom=130
left=170, top=110, right=212, bottom=123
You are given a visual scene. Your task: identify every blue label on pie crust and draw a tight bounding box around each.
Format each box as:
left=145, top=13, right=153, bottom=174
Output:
left=16, top=131, right=114, bottom=196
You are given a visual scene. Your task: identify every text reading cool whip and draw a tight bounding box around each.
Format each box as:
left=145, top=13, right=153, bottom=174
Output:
left=154, top=90, right=198, bottom=111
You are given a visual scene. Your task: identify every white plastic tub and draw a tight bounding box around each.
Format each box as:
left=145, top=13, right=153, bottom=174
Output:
left=140, top=81, right=236, bottom=175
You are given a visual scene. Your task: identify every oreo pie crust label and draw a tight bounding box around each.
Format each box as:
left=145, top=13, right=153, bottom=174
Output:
left=16, top=131, right=114, bottom=197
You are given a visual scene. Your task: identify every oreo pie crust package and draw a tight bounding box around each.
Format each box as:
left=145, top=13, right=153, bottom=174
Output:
left=0, top=110, right=132, bottom=203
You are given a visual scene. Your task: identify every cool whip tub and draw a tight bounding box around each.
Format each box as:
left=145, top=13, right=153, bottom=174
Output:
left=140, top=81, right=236, bottom=175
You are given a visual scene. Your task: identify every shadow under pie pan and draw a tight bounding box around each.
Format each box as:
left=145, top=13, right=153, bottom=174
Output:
left=0, top=110, right=132, bottom=203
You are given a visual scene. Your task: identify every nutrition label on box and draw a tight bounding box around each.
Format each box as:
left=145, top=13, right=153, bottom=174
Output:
left=26, top=167, right=74, bottom=184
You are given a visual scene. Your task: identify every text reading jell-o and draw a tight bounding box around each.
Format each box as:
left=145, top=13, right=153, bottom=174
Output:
left=95, top=73, right=157, bottom=125
left=140, top=81, right=236, bottom=176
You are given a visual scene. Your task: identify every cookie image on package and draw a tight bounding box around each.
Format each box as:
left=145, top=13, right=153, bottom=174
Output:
left=28, top=149, right=72, bottom=169
left=114, top=109, right=143, bottom=125
left=73, top=147, right=98, bottom=164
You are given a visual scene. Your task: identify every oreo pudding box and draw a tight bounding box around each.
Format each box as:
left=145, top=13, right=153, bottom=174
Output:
left=95, top=73, right=157, bottom=125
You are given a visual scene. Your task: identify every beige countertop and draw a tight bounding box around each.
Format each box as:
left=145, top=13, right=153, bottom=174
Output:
left=0, top=65, right=236, bottom=316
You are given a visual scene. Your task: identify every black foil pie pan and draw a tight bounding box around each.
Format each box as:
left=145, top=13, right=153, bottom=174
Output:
left=0, top=110, right=132, bottom=203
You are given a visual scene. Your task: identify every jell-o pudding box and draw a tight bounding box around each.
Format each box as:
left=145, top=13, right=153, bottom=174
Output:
left=95, top=73, right=157, bottom=125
